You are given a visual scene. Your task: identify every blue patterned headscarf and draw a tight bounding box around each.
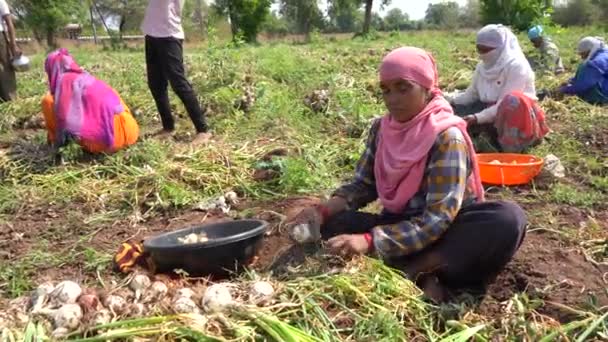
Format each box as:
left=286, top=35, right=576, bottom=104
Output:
left=528, top=25, right=543, bottom=40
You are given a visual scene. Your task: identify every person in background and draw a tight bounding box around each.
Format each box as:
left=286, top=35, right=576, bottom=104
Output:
left=556, top=37, right=608, bottom=105
left=527, top=25, right=565, bottom=75
left=42, top=49, right=139, bottom=154
left=288, top=47, right=527, bottom=303
left=141, top=0, right=212, bottom=145
left=0, top=0, right=20, bottom=102
left=450, top=24, right=549, bottom=153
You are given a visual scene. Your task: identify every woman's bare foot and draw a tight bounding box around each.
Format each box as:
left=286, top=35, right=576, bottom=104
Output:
left=419, top=275, right=447, bottom=303
left=152, top=129, right=174, bottom=140
left=191, top=132, right=212, bottom=145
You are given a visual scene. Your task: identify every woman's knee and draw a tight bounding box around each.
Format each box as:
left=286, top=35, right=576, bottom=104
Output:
left=490, top=201, right=527, bottom=245
left=498, top=92, right=525, bottom=113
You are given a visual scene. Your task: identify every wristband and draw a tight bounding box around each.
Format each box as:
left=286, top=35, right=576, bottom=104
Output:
left=363, top=232, right=374, bottom=252
left=315, top=204, right=330, bottom=223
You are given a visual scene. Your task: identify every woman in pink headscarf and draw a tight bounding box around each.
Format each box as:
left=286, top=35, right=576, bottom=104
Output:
left=41, top=49, right=139, bottom=154
left=288, top=47, right=526, bottom=302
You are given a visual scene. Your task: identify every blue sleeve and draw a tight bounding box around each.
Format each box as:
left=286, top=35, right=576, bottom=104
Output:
left=561, top=64, right=603, bottom=95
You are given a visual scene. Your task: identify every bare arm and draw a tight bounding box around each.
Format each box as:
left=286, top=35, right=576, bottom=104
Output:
left=2, top=13, right=20, bottom=57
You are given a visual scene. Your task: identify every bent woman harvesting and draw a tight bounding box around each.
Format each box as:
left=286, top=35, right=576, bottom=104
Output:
left=42, top=49, right=139, bottom=154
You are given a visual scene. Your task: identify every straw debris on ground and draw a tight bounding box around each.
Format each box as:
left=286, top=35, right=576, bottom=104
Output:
left=0, top=28, right=607, bottom=340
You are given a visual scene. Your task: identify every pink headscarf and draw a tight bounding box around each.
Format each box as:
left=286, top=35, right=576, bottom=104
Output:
left=375, top=47, right=484, bottom=214
left=45, top=49, right=122, bottom=149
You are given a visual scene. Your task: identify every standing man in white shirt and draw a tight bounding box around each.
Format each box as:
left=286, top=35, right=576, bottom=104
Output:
left=141, top=0, right=211, bottom=144
left=0, top=0, right=20, bottom=102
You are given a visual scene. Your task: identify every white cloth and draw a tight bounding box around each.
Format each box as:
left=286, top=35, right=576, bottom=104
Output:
left=577, top=37, right=606, bottom=62
left=539, top=38, right=564, bottom=73
left=141, top=0, right=185, bottom=40
left=0, top=0, right=10, bottom=32
left=453, top=24, right=536, bottom=124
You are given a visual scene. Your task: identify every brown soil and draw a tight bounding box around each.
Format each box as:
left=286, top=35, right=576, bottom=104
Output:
left=2, top=196, right=606, bottom=324
left=483, top=233, right=608, bottom=321
left=252, top=169, right=280, bottom=182
left=247, top=196, right=321, bottom=270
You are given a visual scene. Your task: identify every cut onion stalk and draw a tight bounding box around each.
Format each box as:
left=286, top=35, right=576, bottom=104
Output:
left=30, top=282, right=54, bottom=313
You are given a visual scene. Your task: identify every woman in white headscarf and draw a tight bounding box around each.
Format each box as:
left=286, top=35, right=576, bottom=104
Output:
left=450, top=24, right=549, bottom=153
left=557, top=37, right=608, bottom=105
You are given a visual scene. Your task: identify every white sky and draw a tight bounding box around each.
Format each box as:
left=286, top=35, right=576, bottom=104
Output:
left=372, top=0, right=468, bottom=20
left=269, top=0, right=468, bottom=21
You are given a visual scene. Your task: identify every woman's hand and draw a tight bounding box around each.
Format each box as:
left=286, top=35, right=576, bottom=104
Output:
left=327, top=234, right=371, bottom=256
left=288, top=206, right=324, bottom=244
left=463, top=115, right=477, bottom=126
left=548, top=86, right=566, bottom=100
left=11, top=43, right=21, bottom=58
left=287, top=197, right=349, bottom=244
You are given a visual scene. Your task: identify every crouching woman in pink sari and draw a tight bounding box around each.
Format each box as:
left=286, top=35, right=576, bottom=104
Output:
left=42, top=49, right=139, bottom=154
left=288, top=47, right=526, bottom=302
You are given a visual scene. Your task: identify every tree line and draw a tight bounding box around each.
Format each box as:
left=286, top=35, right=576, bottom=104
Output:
left=7, top=0, right=608, bottom=47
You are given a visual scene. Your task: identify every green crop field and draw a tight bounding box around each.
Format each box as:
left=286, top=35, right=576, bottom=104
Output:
left=0, top=27, right=607, bottom=340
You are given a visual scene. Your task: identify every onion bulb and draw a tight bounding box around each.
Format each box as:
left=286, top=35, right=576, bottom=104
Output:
left=54, top=304, right=82, bottom=329
left=129, top=274, right=151, bottom=301
left=249, top=281, right=275, bottom=305
left=202, top=284, right=233, bottom=313
left=77, top=293, right=100, bottom=316
left=49, top=281, right=82, bottom=307
left=52, top=327, right=70, bottom=339
left=93, top=309, right=112, bottom=326
left=173, top=297, right=200, bottom=314
left=290, top=223, right=317, bottom=244
left=142, top=281, right=168, bottom=303
left=175, top=288, right=195, bottom=299
left=224, top=191, right=239, bottom=205
left=128, top=303, right=146, bottom=317
left=103, top=295, right=126, bottom=315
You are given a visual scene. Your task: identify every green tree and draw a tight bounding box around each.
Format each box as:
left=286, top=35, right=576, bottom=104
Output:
left=94, top=0, right=147, bottom=39
left=460, top=0, right=481, bottom=28
left=384, top=8, right=409, bottom=31
left=552, top=0, right=597, bottom=26
left=593, top=0, right=608, bottom=21
left=327, top=0, right=360, bottom=32
left=425, top=2, right=460, bottom=29
left=480, top=0, right=552, bottom=31
left=213, top=0, right=271, bottom=43
left=361, top=0, right=390, bottom=34
left=262, top=11, right=290, bottom=38
left=328, top=0, right=390, bottom=34
left=370, top=12, right=385, bottom=30
left=11, top=0, right=85, bottom=47
left=182, top=0, right=210, bottom=39
left=279, top=0, right=323, bottom=41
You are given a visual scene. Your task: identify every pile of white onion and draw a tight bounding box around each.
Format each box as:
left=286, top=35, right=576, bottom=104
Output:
left=1, top=275, right=276, bottom=338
